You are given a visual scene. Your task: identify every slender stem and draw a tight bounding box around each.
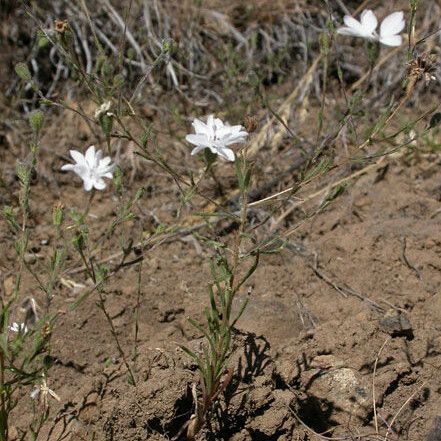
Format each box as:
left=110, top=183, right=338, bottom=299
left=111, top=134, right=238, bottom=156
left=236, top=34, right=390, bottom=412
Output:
left=98, top=292, right=136, bottom=385
left=133, top=262, right=142, bottom=365
left=0, top=351, right=7, bottom=441
left=84, top=190, right=96, bottom=218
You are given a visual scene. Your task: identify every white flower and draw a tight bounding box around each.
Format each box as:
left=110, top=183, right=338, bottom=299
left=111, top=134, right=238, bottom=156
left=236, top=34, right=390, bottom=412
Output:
left=337, top=10, right=405, bottom=47
left=185, top=115, right=248, bottom=162
left=61, top=145, right=115, bottom=191
left=30, top=377, right=60, bottom=407
left=94, top=101, right=113, bottom=119
left=8, top=322, right=28, bottom=334
left=30, top=387, right=40, bottom=400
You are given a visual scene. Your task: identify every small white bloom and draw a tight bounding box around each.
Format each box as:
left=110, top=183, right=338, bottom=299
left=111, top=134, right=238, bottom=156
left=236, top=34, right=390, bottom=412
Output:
left=94, top=101, right=113, bottom=119
left=30, top=387, right=40, bottom=400
left=61, top=145, right=115, bottom=191
left=185, top=115, right=248, bottom=162
left=337, top=9, right=405, bottom=47
left=30, top=377, right=60, bottom=406
left=8, top=322, right=28, bottom=334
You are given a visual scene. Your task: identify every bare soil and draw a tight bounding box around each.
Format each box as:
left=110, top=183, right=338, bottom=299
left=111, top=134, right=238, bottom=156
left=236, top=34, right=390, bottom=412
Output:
left=2, top=107, right=441, bottom=440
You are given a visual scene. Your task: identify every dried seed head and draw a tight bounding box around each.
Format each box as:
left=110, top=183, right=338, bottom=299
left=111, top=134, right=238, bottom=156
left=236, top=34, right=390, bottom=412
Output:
left=408, top=52, right=437, bottom=82
left=41, top=321, right=52, bottom=339
left=55, top=19, right=68, bottom=34
left=243, top=114, right=258, bottom=133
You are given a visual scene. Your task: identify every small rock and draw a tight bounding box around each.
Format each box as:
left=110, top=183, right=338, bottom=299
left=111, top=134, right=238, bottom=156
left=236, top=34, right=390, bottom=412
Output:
left=24, top=253, right=37, bottom=265
left=156, top=301, right=184, bottom=323
left=301, top=366, right=370, bottom=423
left=379, top=309, right=414, bottom=340
left=4, top=276, right=15, bottom=296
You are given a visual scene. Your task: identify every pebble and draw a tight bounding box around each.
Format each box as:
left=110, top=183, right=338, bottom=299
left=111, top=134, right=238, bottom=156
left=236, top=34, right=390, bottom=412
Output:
left=379, top=309, right=414, bottom=340
left=24, top=253, right=37, bottom=265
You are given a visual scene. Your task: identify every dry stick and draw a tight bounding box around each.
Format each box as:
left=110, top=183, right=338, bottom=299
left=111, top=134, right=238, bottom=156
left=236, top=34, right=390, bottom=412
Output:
left=78, top=0, right=104, bottom=53
left=98, top=290, right=137, bottom=385
left=373, top=338, right=390, bottom=435
left=353, top=0, right=375, bottom=16
left=350, top=45, right=403, bottom=92
left=400, top=237, right=423, bottom=281
left=252, top=156, right=382, bottom=210
left=384, top=381, right=428, bottom=441
left=334, top=0, right=350, bottom=15
left=251, top=104, right=432, bottom=213
left=100, top=0, right=147, bottom=72
left=133, top=262, right=143, bottom=366
left=285, top=242, right=384, bottom=312
left=65, top=218, right=221, bottom=275
left=248, top=53, right=323, bottom=156
left=288, top=404, right=385, bottom=441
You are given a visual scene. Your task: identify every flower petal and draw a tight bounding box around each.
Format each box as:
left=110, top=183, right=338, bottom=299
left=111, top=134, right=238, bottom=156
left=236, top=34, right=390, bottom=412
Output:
left=206, top=115, right=215, bottom=130
left=100, top=156, right=112, bottom=166
left=360, top=9, right=378, bottom=34
left=192, top=118, right=209, bottom=136
left=337, top=27, right=363, bottom=37
left=379, top=35, right=402, bottom=46
left=69, top=150, right=85, bottom=165
left=217, top=147, right=235, bottom=162
left=61, top=164, right=75, bottom=171
left=83, top=178, right=94, bottom=192
left=380, top=11, right=405, bottom=38
left=343, top=15, right=363, bottom=31
left=190, top=145, right=206, bottom=156
left=214, top=118, right=224, bottom=130
left=85, top=146, right=96, bottom=168
left=186, top=134, right=210, bottom=147
left=94, top=179, right=107, bottom=190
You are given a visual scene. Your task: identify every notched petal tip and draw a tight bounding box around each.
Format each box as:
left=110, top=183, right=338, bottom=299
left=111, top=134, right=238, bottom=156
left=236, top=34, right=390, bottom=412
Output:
left=61, top=164, right=75, bottom=171
left=219, top=148, right=235, bottom=162
left=190, top=145, right=205, bottom=156
left=94, top=179, right=107, bottom=191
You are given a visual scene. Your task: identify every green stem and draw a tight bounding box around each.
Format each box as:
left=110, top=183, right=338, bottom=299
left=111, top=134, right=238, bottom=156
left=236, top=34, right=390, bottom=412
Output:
left=0, top=351, right=7, bottom=441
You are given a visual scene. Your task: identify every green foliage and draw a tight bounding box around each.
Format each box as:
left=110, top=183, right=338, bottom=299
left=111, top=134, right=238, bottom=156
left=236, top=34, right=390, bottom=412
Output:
left=29, top=111, right=44, bottom=133
left=3, top=207, right=19, bottom=233
left=15, top=62, right=31, bottom=82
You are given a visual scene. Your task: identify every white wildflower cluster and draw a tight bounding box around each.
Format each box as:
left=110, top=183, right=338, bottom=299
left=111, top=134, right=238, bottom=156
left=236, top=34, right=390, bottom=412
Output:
left=8, top=322, right=28, bottom=334
left=185, top=115, right=248, bottom=162
left=337, top=9, right=405, bottom=47
left=62, top=100, right=248, bottom=194
left=62, top=13, right=406, bottom=192
left=62, top=145, right=115, bottom=192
